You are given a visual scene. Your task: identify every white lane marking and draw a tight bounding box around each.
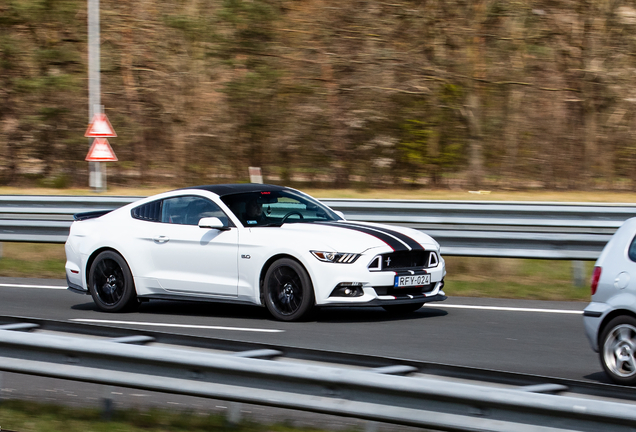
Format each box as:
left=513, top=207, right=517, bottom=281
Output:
left=0, top=283, right=584, bottom=315
left=434, top=304, right=583, bottom=315
left=0, top=283, right=67, bottom=290
left=70, top=318, right=285, bottom=333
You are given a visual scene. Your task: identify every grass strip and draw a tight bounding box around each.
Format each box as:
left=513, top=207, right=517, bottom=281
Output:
left=0, top=399, right=343, bottom=432
left=0, top=243, right=592, bottom=302
left=0, top=243, right=66, bottom=279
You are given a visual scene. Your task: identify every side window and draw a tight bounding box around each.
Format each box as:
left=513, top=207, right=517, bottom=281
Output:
left=629, top=235, right=636, bottom=262
left=161, top=196, right=229, bottom=226
left=131, top=200, right=162, bottom=222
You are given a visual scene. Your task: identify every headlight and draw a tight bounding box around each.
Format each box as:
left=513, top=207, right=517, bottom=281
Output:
left=311, top=251, right=361, bottom=264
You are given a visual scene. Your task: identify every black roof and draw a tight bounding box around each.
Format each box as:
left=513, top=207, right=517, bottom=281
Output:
left=184, top=184, right=289, bottom=197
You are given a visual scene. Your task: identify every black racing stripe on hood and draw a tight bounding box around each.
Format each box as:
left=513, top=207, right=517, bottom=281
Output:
left=339, top=221, right=425, bottom=251
left=315, top=222, right=407, bottom=251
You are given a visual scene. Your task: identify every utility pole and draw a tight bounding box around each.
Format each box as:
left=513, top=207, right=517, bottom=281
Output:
left=88, top=0, right=105, bottom=191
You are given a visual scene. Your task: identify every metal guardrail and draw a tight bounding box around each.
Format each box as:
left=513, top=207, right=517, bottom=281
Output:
left=0, top=323, right=635, bottom=431
left=2, top=195, right=636, bottom=259
left=0, top=195, right=140, bottom=243
left=322, top=199, right=635, bottom=260
left=1, top=314, right=634, bottom=403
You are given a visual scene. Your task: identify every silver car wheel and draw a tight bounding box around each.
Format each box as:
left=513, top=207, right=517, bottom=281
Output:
left=603, top=323, right=636, bottom=379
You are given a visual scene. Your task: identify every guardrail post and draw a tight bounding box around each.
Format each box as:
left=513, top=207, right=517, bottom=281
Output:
left=227, top=402, right=242, bottom=425
left=572, top=260, right=586, bottom=287
left=364, top=420, right=379, bottom=432
left=102, top=385, right=113, bottom=421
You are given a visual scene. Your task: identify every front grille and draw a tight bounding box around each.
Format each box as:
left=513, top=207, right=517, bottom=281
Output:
left=373, top=251, right=437, bottom=271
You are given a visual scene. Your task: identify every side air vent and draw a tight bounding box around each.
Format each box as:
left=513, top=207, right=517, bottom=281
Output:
left=132, top=200, right=162, bottom=222
left=368, top=256, right=381, bottom=271
left=428, top=252, right=439, bottom=268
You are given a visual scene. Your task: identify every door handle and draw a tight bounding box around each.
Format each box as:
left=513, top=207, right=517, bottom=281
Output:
left=153, top=235, right=169, bottom=244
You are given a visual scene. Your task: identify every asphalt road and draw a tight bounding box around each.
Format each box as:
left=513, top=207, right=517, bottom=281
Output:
left=0, top=276, right=603, bottom=382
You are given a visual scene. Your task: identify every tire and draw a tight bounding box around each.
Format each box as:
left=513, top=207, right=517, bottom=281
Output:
left=382, top=303, right=424, bottom=314
left=600, top=315, right=636, bottom=385
left=88, top=251, right=138, bottom=312
left=263, top=258, right=314, bottom=321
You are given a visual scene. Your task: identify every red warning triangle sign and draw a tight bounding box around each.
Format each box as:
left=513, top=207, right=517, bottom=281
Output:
left=85, top=113, right=117, bottom=137
left=85, top=138, right=118, bottom=162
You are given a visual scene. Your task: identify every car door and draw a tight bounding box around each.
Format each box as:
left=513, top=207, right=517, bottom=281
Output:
left=149, top=195, right=239, bottom=297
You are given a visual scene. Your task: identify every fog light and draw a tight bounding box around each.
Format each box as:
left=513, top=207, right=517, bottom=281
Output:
left=329, top=283, right=364, bottom=298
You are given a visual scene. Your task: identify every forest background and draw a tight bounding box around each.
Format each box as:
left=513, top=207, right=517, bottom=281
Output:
left=2, top=0, right=636, bottom=191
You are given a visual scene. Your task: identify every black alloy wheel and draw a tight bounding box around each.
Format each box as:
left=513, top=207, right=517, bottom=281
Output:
left=382, top=302, right=425, bottom=314
left=89, top=251, right=137, bottom=312
left=264, top=258, right=314, bottom=321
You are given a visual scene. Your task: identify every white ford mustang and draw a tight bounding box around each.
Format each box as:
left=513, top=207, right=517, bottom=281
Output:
left=65, top=184, right=447, bottom=321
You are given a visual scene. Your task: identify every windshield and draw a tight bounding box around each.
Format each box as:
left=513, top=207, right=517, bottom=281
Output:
left=221, top=190, right=341, bottom=227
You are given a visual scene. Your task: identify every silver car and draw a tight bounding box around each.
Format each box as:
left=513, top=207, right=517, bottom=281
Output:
left=584, top=217, right=636, bottom=385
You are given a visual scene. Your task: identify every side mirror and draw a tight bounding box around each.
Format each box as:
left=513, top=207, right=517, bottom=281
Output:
left=334, top=211, right=346, bottom=220
left=198, top=217, right=230, bottom=231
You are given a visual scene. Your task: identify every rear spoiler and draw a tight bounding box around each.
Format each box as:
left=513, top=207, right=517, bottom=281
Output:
left=73, top=210, right=113, bottom=221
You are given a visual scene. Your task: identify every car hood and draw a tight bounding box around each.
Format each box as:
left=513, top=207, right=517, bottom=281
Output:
left=274, top=220, right=439, bottom=253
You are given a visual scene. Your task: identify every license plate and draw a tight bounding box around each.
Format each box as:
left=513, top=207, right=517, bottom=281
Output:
left=394, top=274, right=430, bottom=288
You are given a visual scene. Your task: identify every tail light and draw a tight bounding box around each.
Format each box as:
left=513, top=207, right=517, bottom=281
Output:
left=590, top=266, right=602, bottom=295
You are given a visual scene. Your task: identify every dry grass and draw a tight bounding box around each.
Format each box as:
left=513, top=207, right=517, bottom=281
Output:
left=1, top=185, right=636, bottom=202
left=0, top=186, right=172, bottom=197
left=305, top=189, right=636, bottom=202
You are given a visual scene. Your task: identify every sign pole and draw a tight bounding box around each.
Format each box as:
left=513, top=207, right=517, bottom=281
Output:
left=88, top=0, right=104, bottom=192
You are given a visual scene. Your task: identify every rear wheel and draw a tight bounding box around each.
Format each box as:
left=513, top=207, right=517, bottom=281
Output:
left=600, top=316, right=636, bottom=385
left=88, top=251, right=138, bottom=312
left=263, top=258, right=314, bottom=321
left=382, top=303, right=424, bottom=314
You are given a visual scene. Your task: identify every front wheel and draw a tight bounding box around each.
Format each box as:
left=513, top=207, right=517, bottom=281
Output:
left=88, top=251, right=138, bottom=312
left=600, top=316, right=636, bottom=385
left=382, top=303, right=424, bottom=314
left=263, top=258, right=314, bottom=321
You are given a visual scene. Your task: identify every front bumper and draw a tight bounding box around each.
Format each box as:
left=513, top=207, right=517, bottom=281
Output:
left=321, top=292, right=447, bottom=308
left=308, top=249, right=447, bottom=306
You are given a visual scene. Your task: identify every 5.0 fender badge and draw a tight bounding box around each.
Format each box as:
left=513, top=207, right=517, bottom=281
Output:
left=241, top=255, right=251, bottom=259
